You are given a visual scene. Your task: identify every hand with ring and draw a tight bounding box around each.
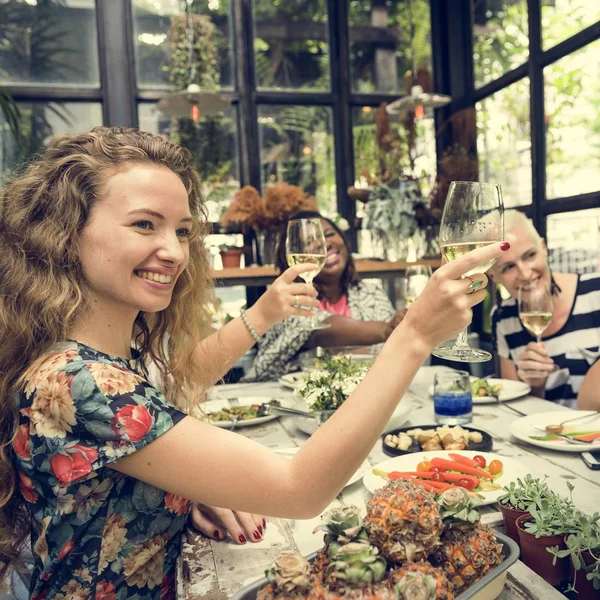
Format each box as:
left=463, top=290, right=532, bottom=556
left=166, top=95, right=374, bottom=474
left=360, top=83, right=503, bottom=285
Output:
left=248, top=264, right=320, bottom=330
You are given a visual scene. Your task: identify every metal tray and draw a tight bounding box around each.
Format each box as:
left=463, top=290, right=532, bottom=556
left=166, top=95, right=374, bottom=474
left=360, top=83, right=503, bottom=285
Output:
left=231, top=532, right=519, bottom=600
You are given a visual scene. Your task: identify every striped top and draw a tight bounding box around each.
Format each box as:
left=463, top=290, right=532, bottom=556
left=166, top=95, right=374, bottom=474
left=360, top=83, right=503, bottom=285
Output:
left=491, top=273, right=600, bottom=407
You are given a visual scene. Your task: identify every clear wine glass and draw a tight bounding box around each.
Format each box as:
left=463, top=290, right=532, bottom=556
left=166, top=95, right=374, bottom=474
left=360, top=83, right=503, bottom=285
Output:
left=286, top=218, right=330, bottom=331
left=432, top=181, right=504, bottom=363
left=518, top=280, right=554, bottom=347
left=404, top=264, right=433, bottom=307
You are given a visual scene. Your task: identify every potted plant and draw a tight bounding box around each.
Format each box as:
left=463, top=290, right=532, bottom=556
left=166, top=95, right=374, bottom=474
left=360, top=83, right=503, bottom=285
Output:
left=549, top=512, right=600, bottom=598
left=516, top=483, right=581, bottom=586
left=497, top=474, right=550, bottom=544
left=219, top=244, right=244, bottom=268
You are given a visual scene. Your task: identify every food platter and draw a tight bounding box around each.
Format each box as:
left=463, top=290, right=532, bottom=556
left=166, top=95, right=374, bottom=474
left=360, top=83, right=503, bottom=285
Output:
left=509, top=410, right=600, bottom=452
left=363, top=450, right=525, bottom=506
left=382, top=424, right=493, bottom=456
left=195, top=396, right=280, bottom=429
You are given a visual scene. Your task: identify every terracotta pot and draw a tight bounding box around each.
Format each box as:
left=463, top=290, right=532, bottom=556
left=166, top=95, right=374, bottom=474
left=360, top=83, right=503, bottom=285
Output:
left=516, top=514, right=569, bottom=586
left=498, top=502, right=530, bottom=545
left=220, top=248, right=243, bottom=268
left=566, top=542, right=599, bottom=600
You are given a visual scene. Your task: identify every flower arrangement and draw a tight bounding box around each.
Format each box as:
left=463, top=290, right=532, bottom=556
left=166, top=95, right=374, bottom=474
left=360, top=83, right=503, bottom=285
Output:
left=220, top=183, right=317, bottom=232
left=297, top=355, right=372, bottom=412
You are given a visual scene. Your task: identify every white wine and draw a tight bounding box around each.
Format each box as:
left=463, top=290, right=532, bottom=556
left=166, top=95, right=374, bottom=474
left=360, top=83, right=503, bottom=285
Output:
left=441, top=241, right=498, bottom=278
left=520, top=312, right=553, bottom=337
left=287, top=253, right=327, bottom=283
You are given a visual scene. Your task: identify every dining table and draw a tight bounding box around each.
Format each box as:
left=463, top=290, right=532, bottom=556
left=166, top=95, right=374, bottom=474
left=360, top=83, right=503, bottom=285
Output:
left=176, top=366, right=600, bottom=600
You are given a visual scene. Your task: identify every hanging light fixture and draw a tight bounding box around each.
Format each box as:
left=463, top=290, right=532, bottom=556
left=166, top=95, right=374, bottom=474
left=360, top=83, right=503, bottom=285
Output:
left=158, top=0, right=229, bottom=122
left=385, top=0, right=451, bottom=119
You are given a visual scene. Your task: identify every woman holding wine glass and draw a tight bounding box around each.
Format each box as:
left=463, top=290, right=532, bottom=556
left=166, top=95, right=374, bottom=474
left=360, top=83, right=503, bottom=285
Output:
left=243, top=211, right=407, bottom=382
left=490, top=210, right=600, bottom=407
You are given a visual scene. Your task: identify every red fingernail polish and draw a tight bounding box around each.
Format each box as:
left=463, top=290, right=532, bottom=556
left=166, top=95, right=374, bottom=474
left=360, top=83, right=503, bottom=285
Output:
left=253, top=530, right=261, bottom=540
left=239, top=534, right=247, bottom=544
left=213, top=530, right=220, bottom=540
left=501, top=242, right=510, bottom=251
left=258, top=525, right=263, bottom=535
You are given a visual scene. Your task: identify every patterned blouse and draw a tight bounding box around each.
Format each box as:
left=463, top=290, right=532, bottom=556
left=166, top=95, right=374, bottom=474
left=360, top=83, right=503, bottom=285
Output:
left=12, top=341, right=189, bottom=600
left=243, top=280, right=396, bottom=382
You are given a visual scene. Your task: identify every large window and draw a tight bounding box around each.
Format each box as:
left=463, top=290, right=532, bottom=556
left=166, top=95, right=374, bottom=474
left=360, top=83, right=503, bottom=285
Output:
left=471, top=0, right=599, bottom=260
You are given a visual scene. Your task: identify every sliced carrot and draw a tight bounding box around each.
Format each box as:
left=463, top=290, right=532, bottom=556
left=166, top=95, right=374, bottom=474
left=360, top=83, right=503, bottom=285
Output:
left=448, top=453, right=479, bottom=468
left=573, top=432, right=600, bottom=442
left=430, top=458, right=494, bottom=479
left=388, top=471, right=436, bottom=479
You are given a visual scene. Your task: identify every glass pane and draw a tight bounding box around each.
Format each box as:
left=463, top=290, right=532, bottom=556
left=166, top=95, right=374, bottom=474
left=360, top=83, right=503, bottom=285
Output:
left=542, top=0, right=600, bottom=50
left=132, top=0, right=233, bottom=90
left=352, top=106, right=436, bottom=195
left=349, top=0, right=432, bottom=94
left=476, top=77, right=531, bottom=207
left=253, top=0, right=329, bottom=91
left=138, top=103, right=239, bottom=221
left=258, top=105, right=335, bottom=213
left=472, top=0, right=528, bottom=89
left=0, top=101, right=102, bottom=174
left=547, top=209, right=600, bottom=274
left=0, top=0, right=99, bottom=86
left=545, top=40, right=600, bottom=199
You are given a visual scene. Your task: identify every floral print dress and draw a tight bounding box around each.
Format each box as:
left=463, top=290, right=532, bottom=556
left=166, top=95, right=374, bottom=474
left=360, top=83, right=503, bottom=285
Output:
left=12, top=341, right=190, bottom=600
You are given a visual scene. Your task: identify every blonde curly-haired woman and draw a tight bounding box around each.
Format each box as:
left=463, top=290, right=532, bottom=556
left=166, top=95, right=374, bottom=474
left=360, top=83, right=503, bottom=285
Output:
left=0, top=127, right=505, bottom=599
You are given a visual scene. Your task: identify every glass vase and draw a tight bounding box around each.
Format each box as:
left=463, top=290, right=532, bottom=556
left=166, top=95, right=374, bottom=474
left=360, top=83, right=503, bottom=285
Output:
left=255, top=228, right=281, bottom=267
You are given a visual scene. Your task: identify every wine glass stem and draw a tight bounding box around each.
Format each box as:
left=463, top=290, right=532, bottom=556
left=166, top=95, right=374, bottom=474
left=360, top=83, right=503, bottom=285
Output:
left=453, top=328, right=470, bottom=350
left=536, top=335, right=541, bottom=345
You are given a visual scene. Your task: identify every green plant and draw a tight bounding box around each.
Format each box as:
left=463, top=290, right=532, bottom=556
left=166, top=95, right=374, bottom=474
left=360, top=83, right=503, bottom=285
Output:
left=297, top=355, right=371, bottom=412
left=498, top=474, right=550, bottom=512
left=0, top=87, right=21, bottom=140
left=549, top=511, right=600, bottom=593
left=522, top=483, right=581, bottom=538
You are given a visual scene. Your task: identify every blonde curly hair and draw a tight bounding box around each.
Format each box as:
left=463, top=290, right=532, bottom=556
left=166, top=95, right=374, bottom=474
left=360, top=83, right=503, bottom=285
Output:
left=0, top=126, right=215, bottom=582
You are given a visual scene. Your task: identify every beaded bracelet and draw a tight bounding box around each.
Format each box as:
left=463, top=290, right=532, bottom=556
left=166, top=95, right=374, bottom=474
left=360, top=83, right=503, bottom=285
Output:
left=240, top=308, right=261, bottom=344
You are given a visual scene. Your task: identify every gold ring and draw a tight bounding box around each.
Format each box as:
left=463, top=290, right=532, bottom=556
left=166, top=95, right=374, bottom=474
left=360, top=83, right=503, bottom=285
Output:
left=464, top=276, right=483, bottom=294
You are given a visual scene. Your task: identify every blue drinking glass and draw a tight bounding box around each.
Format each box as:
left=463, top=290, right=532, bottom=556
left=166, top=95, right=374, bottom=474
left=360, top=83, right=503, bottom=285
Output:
left=433, top=370, right=473, bottom=425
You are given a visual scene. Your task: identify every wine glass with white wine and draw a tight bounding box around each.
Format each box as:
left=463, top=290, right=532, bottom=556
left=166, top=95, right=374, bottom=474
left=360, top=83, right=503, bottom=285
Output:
left=432, top=181, right=504, bottom=362
left=404, top=264, right=433, bottom=308
left=518, top=281, right=554, bottom=351
left=286, top=217, right=330, bottom=331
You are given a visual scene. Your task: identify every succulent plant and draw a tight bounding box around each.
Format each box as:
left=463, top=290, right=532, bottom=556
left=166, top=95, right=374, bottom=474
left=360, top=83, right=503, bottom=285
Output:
left=325, top=541, right=387, bottom=591
left=315, top=505, right=370, bottom=559
left=264, top=552, right=312, bottom=595
left=498, top=474, right=549, bottom=512
left=437, top=488, right=481, bottom=531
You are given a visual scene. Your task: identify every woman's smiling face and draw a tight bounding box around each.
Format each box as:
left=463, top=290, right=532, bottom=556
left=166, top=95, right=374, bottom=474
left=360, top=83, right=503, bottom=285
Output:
left=316, top=219, right=349, bottom=281
left=78, top=163, right=194, bottom=318
left=490, top=225, right=550, bottom=297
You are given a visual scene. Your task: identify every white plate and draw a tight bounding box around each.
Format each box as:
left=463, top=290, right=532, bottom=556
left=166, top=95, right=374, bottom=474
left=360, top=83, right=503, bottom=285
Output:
left=291, top=394, right=412, bottom=436
left=363, top=450, right=525, bottom=506
left=509, top=410, right=600, bottom=453
left=275, top=447, right=369, bottom=488
left=427, top=378, right=531, bottom=404
left=279, top=373, right=303, bottom=389
left=197, top=396, right=280, bottom=429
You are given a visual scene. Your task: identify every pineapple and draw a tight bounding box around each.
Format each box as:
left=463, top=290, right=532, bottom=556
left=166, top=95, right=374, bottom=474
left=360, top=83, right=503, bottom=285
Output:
left=429, top=524, right=503, bottom=594
left=257, top=552, right=312, bottom=600
left=363, top=479, right=443, bottom=563
left=389, top=562, right=454, bottom=600
left=315, top=541, right=393, bottom=600
left=313, top=505, right=370, bottom=573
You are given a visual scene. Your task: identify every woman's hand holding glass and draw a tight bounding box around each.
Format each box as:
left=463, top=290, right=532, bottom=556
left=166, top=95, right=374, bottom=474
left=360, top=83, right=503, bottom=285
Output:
left=395, top=242, right=507, bottom=353
left=516, top=342, right=557, bottom=388
left=248, top=264, right=320, bottom=330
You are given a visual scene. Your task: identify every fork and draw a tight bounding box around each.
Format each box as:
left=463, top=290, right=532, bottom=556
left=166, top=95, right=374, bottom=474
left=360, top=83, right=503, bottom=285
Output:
left=544, top=410, right=600, bottom=430
left=530, top=426, right=592, bottom=445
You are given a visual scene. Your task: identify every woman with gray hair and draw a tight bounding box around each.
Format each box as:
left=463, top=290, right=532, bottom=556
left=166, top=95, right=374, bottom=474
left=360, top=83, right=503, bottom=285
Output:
left=489, top=210, right=600, bottom=408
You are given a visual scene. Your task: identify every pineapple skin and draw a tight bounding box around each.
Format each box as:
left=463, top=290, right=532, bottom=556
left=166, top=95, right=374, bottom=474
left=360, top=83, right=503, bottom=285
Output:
left=363, top=480, right=443, bottom=564
left=429, top=524, right=503, bottom=594
left=388, top=561, right=455, bottom=600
